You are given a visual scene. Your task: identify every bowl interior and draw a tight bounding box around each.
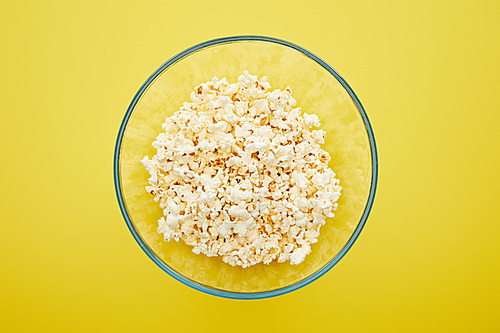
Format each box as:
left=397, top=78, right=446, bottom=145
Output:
left=118, top=40, right=373, bottom=293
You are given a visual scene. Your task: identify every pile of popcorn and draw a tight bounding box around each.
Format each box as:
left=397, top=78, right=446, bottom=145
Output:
left=141, top=71, right=341, bottom=267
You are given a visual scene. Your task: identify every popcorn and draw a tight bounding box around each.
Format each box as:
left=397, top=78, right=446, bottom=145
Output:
left=245, top=136, right=270, bottom=153
left=311, top=130, right=326, bottom=144
left=142, top=72, right=341, bottom=267
left=228, top=204, right=251, bottom=220
left=303, top=113, right=321, bottom=127
left=291, top=171, right=310, bottom=190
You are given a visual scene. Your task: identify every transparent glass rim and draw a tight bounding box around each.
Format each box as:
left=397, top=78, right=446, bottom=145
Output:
left=113, top=35, right=378, bottom=300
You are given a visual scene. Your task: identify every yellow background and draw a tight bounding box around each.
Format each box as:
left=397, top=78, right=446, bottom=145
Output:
left=1, top=0, right=499, bottom=332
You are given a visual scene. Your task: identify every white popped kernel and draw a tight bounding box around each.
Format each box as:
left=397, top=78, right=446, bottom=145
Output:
left=228, top=204, right=251, bottom=220
left=142, top=72, right=341, bottom=267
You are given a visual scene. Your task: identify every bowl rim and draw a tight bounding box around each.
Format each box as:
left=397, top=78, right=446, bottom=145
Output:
left=114, top=35, right=378, bottom=300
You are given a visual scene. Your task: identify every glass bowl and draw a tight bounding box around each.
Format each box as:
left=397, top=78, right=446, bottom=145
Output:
left=114, top=36, right=378, bottom=299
